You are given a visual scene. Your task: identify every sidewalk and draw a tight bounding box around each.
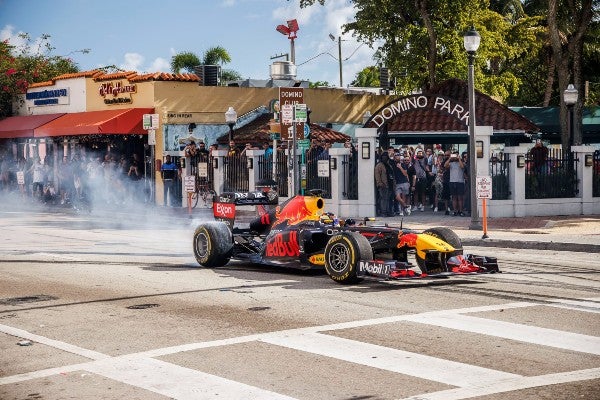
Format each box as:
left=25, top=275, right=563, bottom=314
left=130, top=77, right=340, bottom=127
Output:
left=376, top=207, right=600, bottom=253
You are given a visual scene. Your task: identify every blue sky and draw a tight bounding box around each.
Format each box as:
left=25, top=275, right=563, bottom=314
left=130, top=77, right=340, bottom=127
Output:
left=1, top=0, right=378, bottom=86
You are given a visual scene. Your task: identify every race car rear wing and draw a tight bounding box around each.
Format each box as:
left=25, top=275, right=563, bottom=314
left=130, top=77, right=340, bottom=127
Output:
left=213, top=190, right=278, bottom=229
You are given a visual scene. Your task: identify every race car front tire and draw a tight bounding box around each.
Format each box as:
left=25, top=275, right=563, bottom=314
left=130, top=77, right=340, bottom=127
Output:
left=324, top=231, right=373, bottom=284
left=416, top=227, right=463, bottom=272
left=193, top=222, right=233, bottom=268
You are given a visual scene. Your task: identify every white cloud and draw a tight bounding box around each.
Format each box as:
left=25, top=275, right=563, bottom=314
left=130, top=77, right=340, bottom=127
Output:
left=150, top=57, right=171, bottom=73
left=120, top=52, right=145, bottom=71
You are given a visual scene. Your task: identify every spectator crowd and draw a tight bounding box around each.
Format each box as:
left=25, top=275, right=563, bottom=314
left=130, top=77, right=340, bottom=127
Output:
left=375, top=144, right=471, bottom=217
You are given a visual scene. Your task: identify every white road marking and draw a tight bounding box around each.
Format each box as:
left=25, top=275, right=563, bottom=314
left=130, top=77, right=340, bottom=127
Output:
left=547, top=298, right=600, bottom=313
left=261, top=332, right=520, bottom=387
left=1, top=298, right=599, bottom=400
left=86, top=357, right=297, bottom=400
left=400, top=367, right=600, bottom=400
left=0, top=323, right=109, bottom=360
left=403, top=313, right=600, bottom=355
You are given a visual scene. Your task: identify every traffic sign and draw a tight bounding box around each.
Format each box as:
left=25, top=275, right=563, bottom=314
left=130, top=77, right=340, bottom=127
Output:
left=143, top=113, right=159, bottom=130
left=184, top=175, right=196, bottom=193
left=281, top=104, right=293, bottom=124
left=294, top=104, right=307, bottom=122
left=298, top=139, right=310, bottom=149
left=476, top=175, right=493, bottom=199
left=269, top=133, right=281, bottom=140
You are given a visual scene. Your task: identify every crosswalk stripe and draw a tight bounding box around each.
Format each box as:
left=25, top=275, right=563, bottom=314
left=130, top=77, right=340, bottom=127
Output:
left=403, top=313, right=600, bottom=355
left=85, top=357, right=298, bottom=400
left=261, top=332, right=520, bottom=387
left=400, top=367, right=600, bottom=400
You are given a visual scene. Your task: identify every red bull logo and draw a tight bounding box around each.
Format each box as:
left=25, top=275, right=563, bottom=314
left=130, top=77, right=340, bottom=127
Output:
left=275, top=196, right=324, bottom=225
left=266, top=231, right=300, bottom=257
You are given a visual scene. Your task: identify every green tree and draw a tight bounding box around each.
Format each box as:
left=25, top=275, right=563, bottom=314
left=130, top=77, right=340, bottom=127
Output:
left=171, top=46, right=240, bottom=85
left=352, top=66, right=379, bottom=87
left=0, top=33, right=81, bottom=118
left=309, top=80, right=331, bottom=88
left=170, top=51, right=201, bottom=74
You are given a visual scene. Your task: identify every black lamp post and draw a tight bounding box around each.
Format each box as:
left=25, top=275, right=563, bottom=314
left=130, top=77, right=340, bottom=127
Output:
left=464, top=26, right=482, bottom=230
left=563, top=84, right=579, bottom=148
left=225, top=106, right=237, bottom=142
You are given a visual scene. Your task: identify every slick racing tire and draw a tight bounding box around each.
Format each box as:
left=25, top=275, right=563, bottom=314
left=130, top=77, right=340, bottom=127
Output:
left=416, top=227, right=463, bottom=272
left=324, top=231, right=373, bottom=284
left=193, top=222, right=233, bottom=268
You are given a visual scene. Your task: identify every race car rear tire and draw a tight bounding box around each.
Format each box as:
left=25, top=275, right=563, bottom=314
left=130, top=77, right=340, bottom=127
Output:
left=193, top=222, right=233, bottom=268
left=416, top=227, right=463, bottom=272
left=324, top=231, right=373, bottom=284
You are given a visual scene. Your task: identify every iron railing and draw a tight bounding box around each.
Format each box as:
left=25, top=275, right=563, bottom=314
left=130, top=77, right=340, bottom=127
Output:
left=304, top=148, right=332, bottom=198
left=222, top=154, right=249, bottom=193
left=525, top=148, right=578, bottom=199
left=489, top=156, right=511, bottom=200
left=342, top=154, right=359, bottom=199
left=257, top=151, right=288, bottom=197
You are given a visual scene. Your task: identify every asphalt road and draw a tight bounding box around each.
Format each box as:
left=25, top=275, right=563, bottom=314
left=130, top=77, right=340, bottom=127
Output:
left=0, top=206, right=598, bottom=400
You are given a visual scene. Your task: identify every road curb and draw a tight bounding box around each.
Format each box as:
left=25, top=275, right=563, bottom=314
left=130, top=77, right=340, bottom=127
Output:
left=462, top=238, right=600, bottom=253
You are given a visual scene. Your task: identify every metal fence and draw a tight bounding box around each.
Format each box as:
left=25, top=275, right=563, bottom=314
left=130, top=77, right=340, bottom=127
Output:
left=525, top=148, right=578, bottom=199
left=222, top=154, right=249, bottom=193
left=304, top=148, right=332, bottom=198
left=257, top=151, right=288, bottom=197
left=342, top=154, right=359, bottom=199
left=489, top=156, right=511, bottom=200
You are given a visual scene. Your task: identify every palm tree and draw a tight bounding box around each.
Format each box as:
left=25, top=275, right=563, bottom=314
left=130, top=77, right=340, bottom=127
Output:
left=170, top=52, right=201, bottom=74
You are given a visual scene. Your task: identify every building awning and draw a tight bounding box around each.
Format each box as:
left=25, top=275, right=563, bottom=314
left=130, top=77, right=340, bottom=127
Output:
left=34, top=108, right=154, bottom=137
left=0, top=113, right=66, bottom=139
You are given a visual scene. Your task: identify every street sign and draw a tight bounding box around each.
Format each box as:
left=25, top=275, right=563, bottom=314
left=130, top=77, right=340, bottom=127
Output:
left=143, top=113, right=159, bottom=130
left=476, top=175, right=493, bottom=199
left=298, top=139, right=310, bottom=149
left=294, top=104, right=307, bottom=122
left=269, top=133, right=281, bottom=140
left=184, top=175, right=196, bottom=193
left=281, top=104, right=293, bottom=124
left=279, top=87, right=304, bottom=140
left=198, top=162, right=208, bottom=178
left=317, top=160, right=330, bottom=177
left=147, top=129, right=156, bottom=145
left=303, top=123, right=310, bottom=139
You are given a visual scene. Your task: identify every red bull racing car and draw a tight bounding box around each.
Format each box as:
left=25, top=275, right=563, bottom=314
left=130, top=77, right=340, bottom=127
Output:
left=192, top=189, right=499, bottom=284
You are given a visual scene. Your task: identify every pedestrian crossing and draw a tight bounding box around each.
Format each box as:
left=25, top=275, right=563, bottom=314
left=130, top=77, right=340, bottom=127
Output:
left=1, top=297, right=599, bottom=399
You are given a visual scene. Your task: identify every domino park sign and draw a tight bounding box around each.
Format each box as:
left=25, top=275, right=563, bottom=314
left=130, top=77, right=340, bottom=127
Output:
left=368, top=94, right=471, bottom=127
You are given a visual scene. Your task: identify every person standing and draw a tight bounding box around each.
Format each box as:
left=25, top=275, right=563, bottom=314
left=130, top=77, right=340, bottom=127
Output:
left=374, top=153, right=395, bottom=217
left=393, top=153, right=412, bottom=216
left=444, top=151, right=466, bottom=216
left=161, top=155, right=179, bottom=207
left=529, top=139, right=548, bottom=173
left=411, top=149, right=429, bottom=211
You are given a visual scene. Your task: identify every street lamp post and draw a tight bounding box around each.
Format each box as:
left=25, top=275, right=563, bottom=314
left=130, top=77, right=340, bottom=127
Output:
left=329, top=34, right=343, bottom=87
left=563, top=84, right=579, bottom=148
left=463, top=26, right=482, bottom=231
left=225, top=106, right=237, bottom=142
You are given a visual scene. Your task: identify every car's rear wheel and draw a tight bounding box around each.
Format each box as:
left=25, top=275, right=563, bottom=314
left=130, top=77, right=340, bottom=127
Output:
left=415, top=227, right=463, bottom=272
left=324, top=232, right=373, bottom=284
left=193, top=222, right=233, bottom=267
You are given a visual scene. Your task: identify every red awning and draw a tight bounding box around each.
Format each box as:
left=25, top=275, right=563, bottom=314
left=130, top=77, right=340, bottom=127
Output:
left=34, top=108, right=154, bottom=137
left=0, top=113, right=66, bottom=139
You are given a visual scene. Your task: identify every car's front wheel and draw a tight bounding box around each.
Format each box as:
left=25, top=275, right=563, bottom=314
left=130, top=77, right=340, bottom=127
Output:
left=416, top=227, right=463, bottom=272
left=324, top=232, right=373, bottom=284
left=193, top=222, right=233, bottom=267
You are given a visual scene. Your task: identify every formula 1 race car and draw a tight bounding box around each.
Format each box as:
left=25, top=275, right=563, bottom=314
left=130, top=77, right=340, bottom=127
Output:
left=192, top=189, right=499, bottom=284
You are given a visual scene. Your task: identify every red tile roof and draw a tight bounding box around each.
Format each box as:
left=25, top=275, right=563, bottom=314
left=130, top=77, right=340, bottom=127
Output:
left=26, top=69, right=200, bottom=88
left=216, top=113, right=350, bottom=145
left=366, top=79, right=539, bottom=133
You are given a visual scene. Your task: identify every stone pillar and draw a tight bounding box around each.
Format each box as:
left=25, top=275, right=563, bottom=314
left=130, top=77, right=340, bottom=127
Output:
left=328, top=147, right=350, bottom=217
left=572, top=145, right=595, bottom=215
left=503, top=145, right=528, bottom=217
left=246, top=149, right=263, bottom=192
left=354, top=128, right=378, bottom=217
left=212, top=149, right=227, bottom=194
